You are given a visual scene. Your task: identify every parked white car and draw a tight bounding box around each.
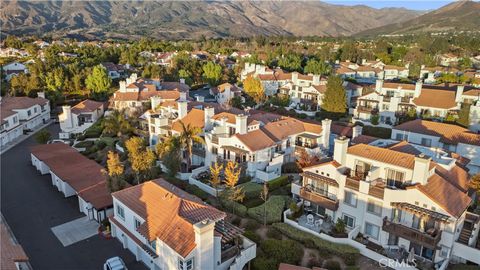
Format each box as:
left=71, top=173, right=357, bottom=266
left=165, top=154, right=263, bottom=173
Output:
left=103, top=257, right=127, bottom=270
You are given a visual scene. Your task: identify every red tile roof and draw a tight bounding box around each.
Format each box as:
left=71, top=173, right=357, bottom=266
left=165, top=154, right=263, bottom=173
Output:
left=1, top=220, right=28, bottom=270
left=112, top=179, right=225, bottom=257
left=412, top=89, right=457, bottom=109
left=71, top=99, right=104, bottom=114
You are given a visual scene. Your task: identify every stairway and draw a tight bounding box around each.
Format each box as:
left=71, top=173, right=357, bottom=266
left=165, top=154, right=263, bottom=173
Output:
left=458, top=220, right=473, bottom=245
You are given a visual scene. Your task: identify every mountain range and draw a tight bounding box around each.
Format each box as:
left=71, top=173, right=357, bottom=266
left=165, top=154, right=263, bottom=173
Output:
left=0, top=0, right=421, bottom=39
left=0, top=0, right=478, bottom=39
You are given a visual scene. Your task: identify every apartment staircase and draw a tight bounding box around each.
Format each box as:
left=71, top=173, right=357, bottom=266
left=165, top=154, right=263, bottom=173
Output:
left=458, top=219, right=474, bottom=245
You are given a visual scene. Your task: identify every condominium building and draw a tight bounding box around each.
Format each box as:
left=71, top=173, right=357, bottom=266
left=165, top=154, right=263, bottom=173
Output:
left=353, top=79, right=480, bottom=126
left=110, top=178, right=256, bottom=270
left=59, top=99, right=105, bottom=139
left=290, top=137, right=479, bottom=266
left=1, top=94, right=50, bottom=147
left=335, top=60, right=409, bottom=83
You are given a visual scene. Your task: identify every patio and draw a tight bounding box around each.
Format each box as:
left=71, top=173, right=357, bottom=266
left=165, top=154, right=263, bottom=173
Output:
left=297, top=214, right=333, bottom=234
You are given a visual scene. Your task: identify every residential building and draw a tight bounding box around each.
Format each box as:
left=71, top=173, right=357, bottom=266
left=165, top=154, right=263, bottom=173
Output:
left=59, top=99, right=105, bottom=139
left=1, top=95, right=50, bottom=147
left=290, top=137, right=479, bottom=266
left=154, top=52, right=176, bottom=67
left=0, top=48, right=29, bottom=58
left=438, top=54, right=459, bottom=67
left=392, top=119, right=480, bottom=174
left=1, top=215, right=30, bottom=270
left=353, top=79, right=480, bottom=126
left=30, top=143, right=113, bottom=222
left=110, top=74, right=190, bottom=114
left=102, top=62, right=125, bottom=79
left=335, top=60, right=409, bottom=83
left=110, top=178, right=256, bottom=270
left=230, top=51, right=251, bottom=59
left=2, top=62, right=28, bottom=81
left=209, top=83, right=243, bottom=105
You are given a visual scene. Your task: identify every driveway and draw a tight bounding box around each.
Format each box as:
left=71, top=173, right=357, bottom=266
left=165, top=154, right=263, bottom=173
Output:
left=1, top=124, right=146, bottom=270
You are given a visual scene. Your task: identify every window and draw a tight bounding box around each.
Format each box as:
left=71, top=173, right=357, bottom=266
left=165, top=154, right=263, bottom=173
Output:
left=385, top=169, right=405, bottom=188
left=395, top=133, right=408, bottom=141
left=365, top=222, right=380, bottom=240
left=366, top=199, right=382, bottom=216
left=27, top=110, right=31, bottom=116
left=342, top=214, right=355, bottom=228
left=116, top=205, right=125, bottom=220
left=134, top=217, right=141, bottom=229
left=178, top=258, right=194, bottom=270
left=344, top=191, right=357, bottom=207
left=13, top=116, right=18, bottom=123
left=150, top=240, right=156, bottom=251
left=34, top=107, right=38, bottom=113
left=440, top=245, right=450, bottom=258
left=421, top=138, right=432, bottom=147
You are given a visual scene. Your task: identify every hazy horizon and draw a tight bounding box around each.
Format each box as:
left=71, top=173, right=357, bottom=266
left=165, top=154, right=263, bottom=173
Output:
left=322, top=0, right=458, bottom=10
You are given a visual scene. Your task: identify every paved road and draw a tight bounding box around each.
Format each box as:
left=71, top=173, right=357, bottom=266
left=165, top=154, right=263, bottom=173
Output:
left=1, top=124, right=146, bottom=270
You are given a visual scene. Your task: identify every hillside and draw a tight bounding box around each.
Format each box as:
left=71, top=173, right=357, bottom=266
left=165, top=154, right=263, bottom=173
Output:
left=0, top=0, right=421, bottom=39
left=357, top=1, right=480, bottom=36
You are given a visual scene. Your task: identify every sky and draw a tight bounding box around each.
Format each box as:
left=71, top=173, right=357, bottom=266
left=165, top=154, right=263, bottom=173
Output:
left=322, top=0, right=456, bottom=10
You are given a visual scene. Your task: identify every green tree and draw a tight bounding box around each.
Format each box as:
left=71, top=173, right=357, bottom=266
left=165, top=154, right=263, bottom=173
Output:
left=35, top=129, right=51, bottom=144
left=304, top=59, right=331, bottom=75
left=45, top=67, right=65, bottom=92
left=321, top=75, right=347, bottom=115
left=202, top=61, right=222, bottom=86
left=278, top=54, right=302, bottom=72
left=470, top=174, right=480, bottom=197
left=102, top=110, right=133, bottom=137
left=157, top=136, right=182, bottom=177
left=125, top=137, right=156, bottom=184
left=4, top=36, right=23, bottom=49
left=85, top=65, right=112, bottom=100
left=456, top=103, right=471, bottom=128
left=177, top=121, right=205, bottom=172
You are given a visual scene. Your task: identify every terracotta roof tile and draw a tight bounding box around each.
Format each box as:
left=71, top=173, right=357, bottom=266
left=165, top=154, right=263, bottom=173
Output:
left=71, top=99, right=104, bottom=114
left=351, top=135, right=379, bottom=145
left=394, top=119, right=480, bottom=146
left=412, top=89, right=457, bottom=109
left=235, top=129, right=276, bottom=152
left=172, top=108, right=205, bottom=133
left=1, top=220, right=28, bottom=270
left=383, top=82, right=416, bottom=90
left=112, top=179, right=225, bottom=257
left=348, top=143, right=417, bottom=169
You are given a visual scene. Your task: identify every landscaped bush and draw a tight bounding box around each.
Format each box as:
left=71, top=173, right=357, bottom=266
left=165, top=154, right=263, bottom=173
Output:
left=219, top=197, right=248, bottom=217
left=185, top=185, right=209, bottom=201
left=244, top=219, right=261, bottom=231
left=267, top=175, right=290, bottom=191
left=243, top=230, right=261, bottom=243
left=247, top=195, right=291, bottom=224
left=74, top=140, right=94, bottom=148
left=239, top=182, right=263, bottom=200
left=266, top=227, right=282, bottom=240
left=84, top=121, right=103, bottom=138
left=231, top=217, right=241, bottom=226
left=252, top=256, right=276, bottom=270
left=282, top=162, right=302, bottom=173
left=260, top=239, right=303, bottom=267
left=242, top=197, right=264, bottom=208
left=362, top=125, right=392, bottom=139
left=324, top=260, right=341, bottom=270
left=163, top=175, right=188, bottom=190
left=238, top=175, right=252, bottom=184
left=96, top=140, right=107, bottom=150
left=272, top=223, right=359, bottom=264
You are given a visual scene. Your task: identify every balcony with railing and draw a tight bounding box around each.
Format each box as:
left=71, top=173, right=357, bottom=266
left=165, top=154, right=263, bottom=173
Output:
left=299, top=184, right=339, bottom=211
left=382, top=217, right=441, bottom=250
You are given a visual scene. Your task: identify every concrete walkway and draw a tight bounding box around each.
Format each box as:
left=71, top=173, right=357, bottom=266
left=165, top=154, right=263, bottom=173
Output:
left=51, top=216, right=99, bottom=247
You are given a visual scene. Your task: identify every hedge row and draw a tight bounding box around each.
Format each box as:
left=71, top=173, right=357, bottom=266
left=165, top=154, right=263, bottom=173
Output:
left=247, top=195, right=291, bottom=224
left=271, top=223, right=359, bottom=266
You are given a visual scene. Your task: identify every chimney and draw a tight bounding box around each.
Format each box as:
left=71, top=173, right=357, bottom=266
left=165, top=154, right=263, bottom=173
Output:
left=131, top=73, right=138, bottom=82
left=333, top=136, right=349, bottom=166
left=196, top=95, right=205, bottom=102
left=204, top=107, right=215, bottom=130
left=413, top=154, right=432, bottom=185
left=292, top=72, right=299, bottom=84
left=37, top=92, right=45, bottom=99
left=235, top=114, right=248, bottom=135
left=455, top=85, right=464, bottom=103
left=313, top=74, right=320, bottom=85
left=119, top=81, right=126, bottom=92
left=361, top=59, right=367, bottom=65
left=414, top=80, right=423, bottom=98
left=352, top=125, right=363, bottom=140
left=62, top=105, right=73, bottom=129
left=180, top=92, right=187, bottom=101
left=150, top=96, right=162, bottom=111
left=193, top=220, right=215, bottom=270
left=178, top=101, right=188, bottom=119
left=321, top=119, right=332, bottom=150
left=180, top=78, right=186, bottom=84
left=375, top=79, right=383, bottom=92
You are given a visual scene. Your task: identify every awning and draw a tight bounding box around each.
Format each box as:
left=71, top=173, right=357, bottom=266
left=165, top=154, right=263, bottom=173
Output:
left=221, top=145, right=249, bottom=154
left=298, top=133, right=321, bottom=140
left=391, top=202, right=450, bottom=223
left=301, top=171, right=339, bottom=187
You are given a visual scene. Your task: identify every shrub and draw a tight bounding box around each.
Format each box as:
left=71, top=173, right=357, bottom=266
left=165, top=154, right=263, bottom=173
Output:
left=35, top=129, right=51, bottom=144
left=267, top=175, right=290, bottom=191
left=238, top=175, right=252, bottom=184
left=84, top=121, right=103, bottom=138
left=324, top=260, right=341, bottom=270
left=245, top=219, right=261, bottom=231
left=260, top=239, right=303, bottom=266
left=239, top=182, right=263, bottom=200
left=185, top=185, right=209, bottom=201
left=345, top=266, right=360, bottom=270
left=247, top=196, right=291, bottom=224
left=96, top=140, right=107, bottom=150
left=272, top=223, right=359, bottom=263
left=231, top=217, right=241, bottom=226
left=370, top=114, right=379, bottom=125
left=219, top=194, right=248, bottom=217
left=74, top=140, right=94, bottom=148
left=266, top=227, right=282, bottom=240
left=333, top=219, right=346, bottom=234
left=282, top=162, right=302, bottom=173
left=362, top=125, right=392, bottom=139
left=163, top=175, right=188, bottom=190
left=243, top=230, right=261, bottom=243
left=252, top=256, right=276, bottom=270
left=307, top=256, right=323, bottom=268
left=242, top=197, right=264, bottom=208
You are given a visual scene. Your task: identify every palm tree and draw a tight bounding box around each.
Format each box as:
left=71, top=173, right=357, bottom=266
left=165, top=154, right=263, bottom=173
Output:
left=178, top=120, right=205, bottom=172
left=102, top=109, right=133, bottom=137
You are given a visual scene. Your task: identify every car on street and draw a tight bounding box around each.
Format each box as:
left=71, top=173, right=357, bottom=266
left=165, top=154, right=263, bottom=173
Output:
left=104, top=257, right=127, bottom=270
